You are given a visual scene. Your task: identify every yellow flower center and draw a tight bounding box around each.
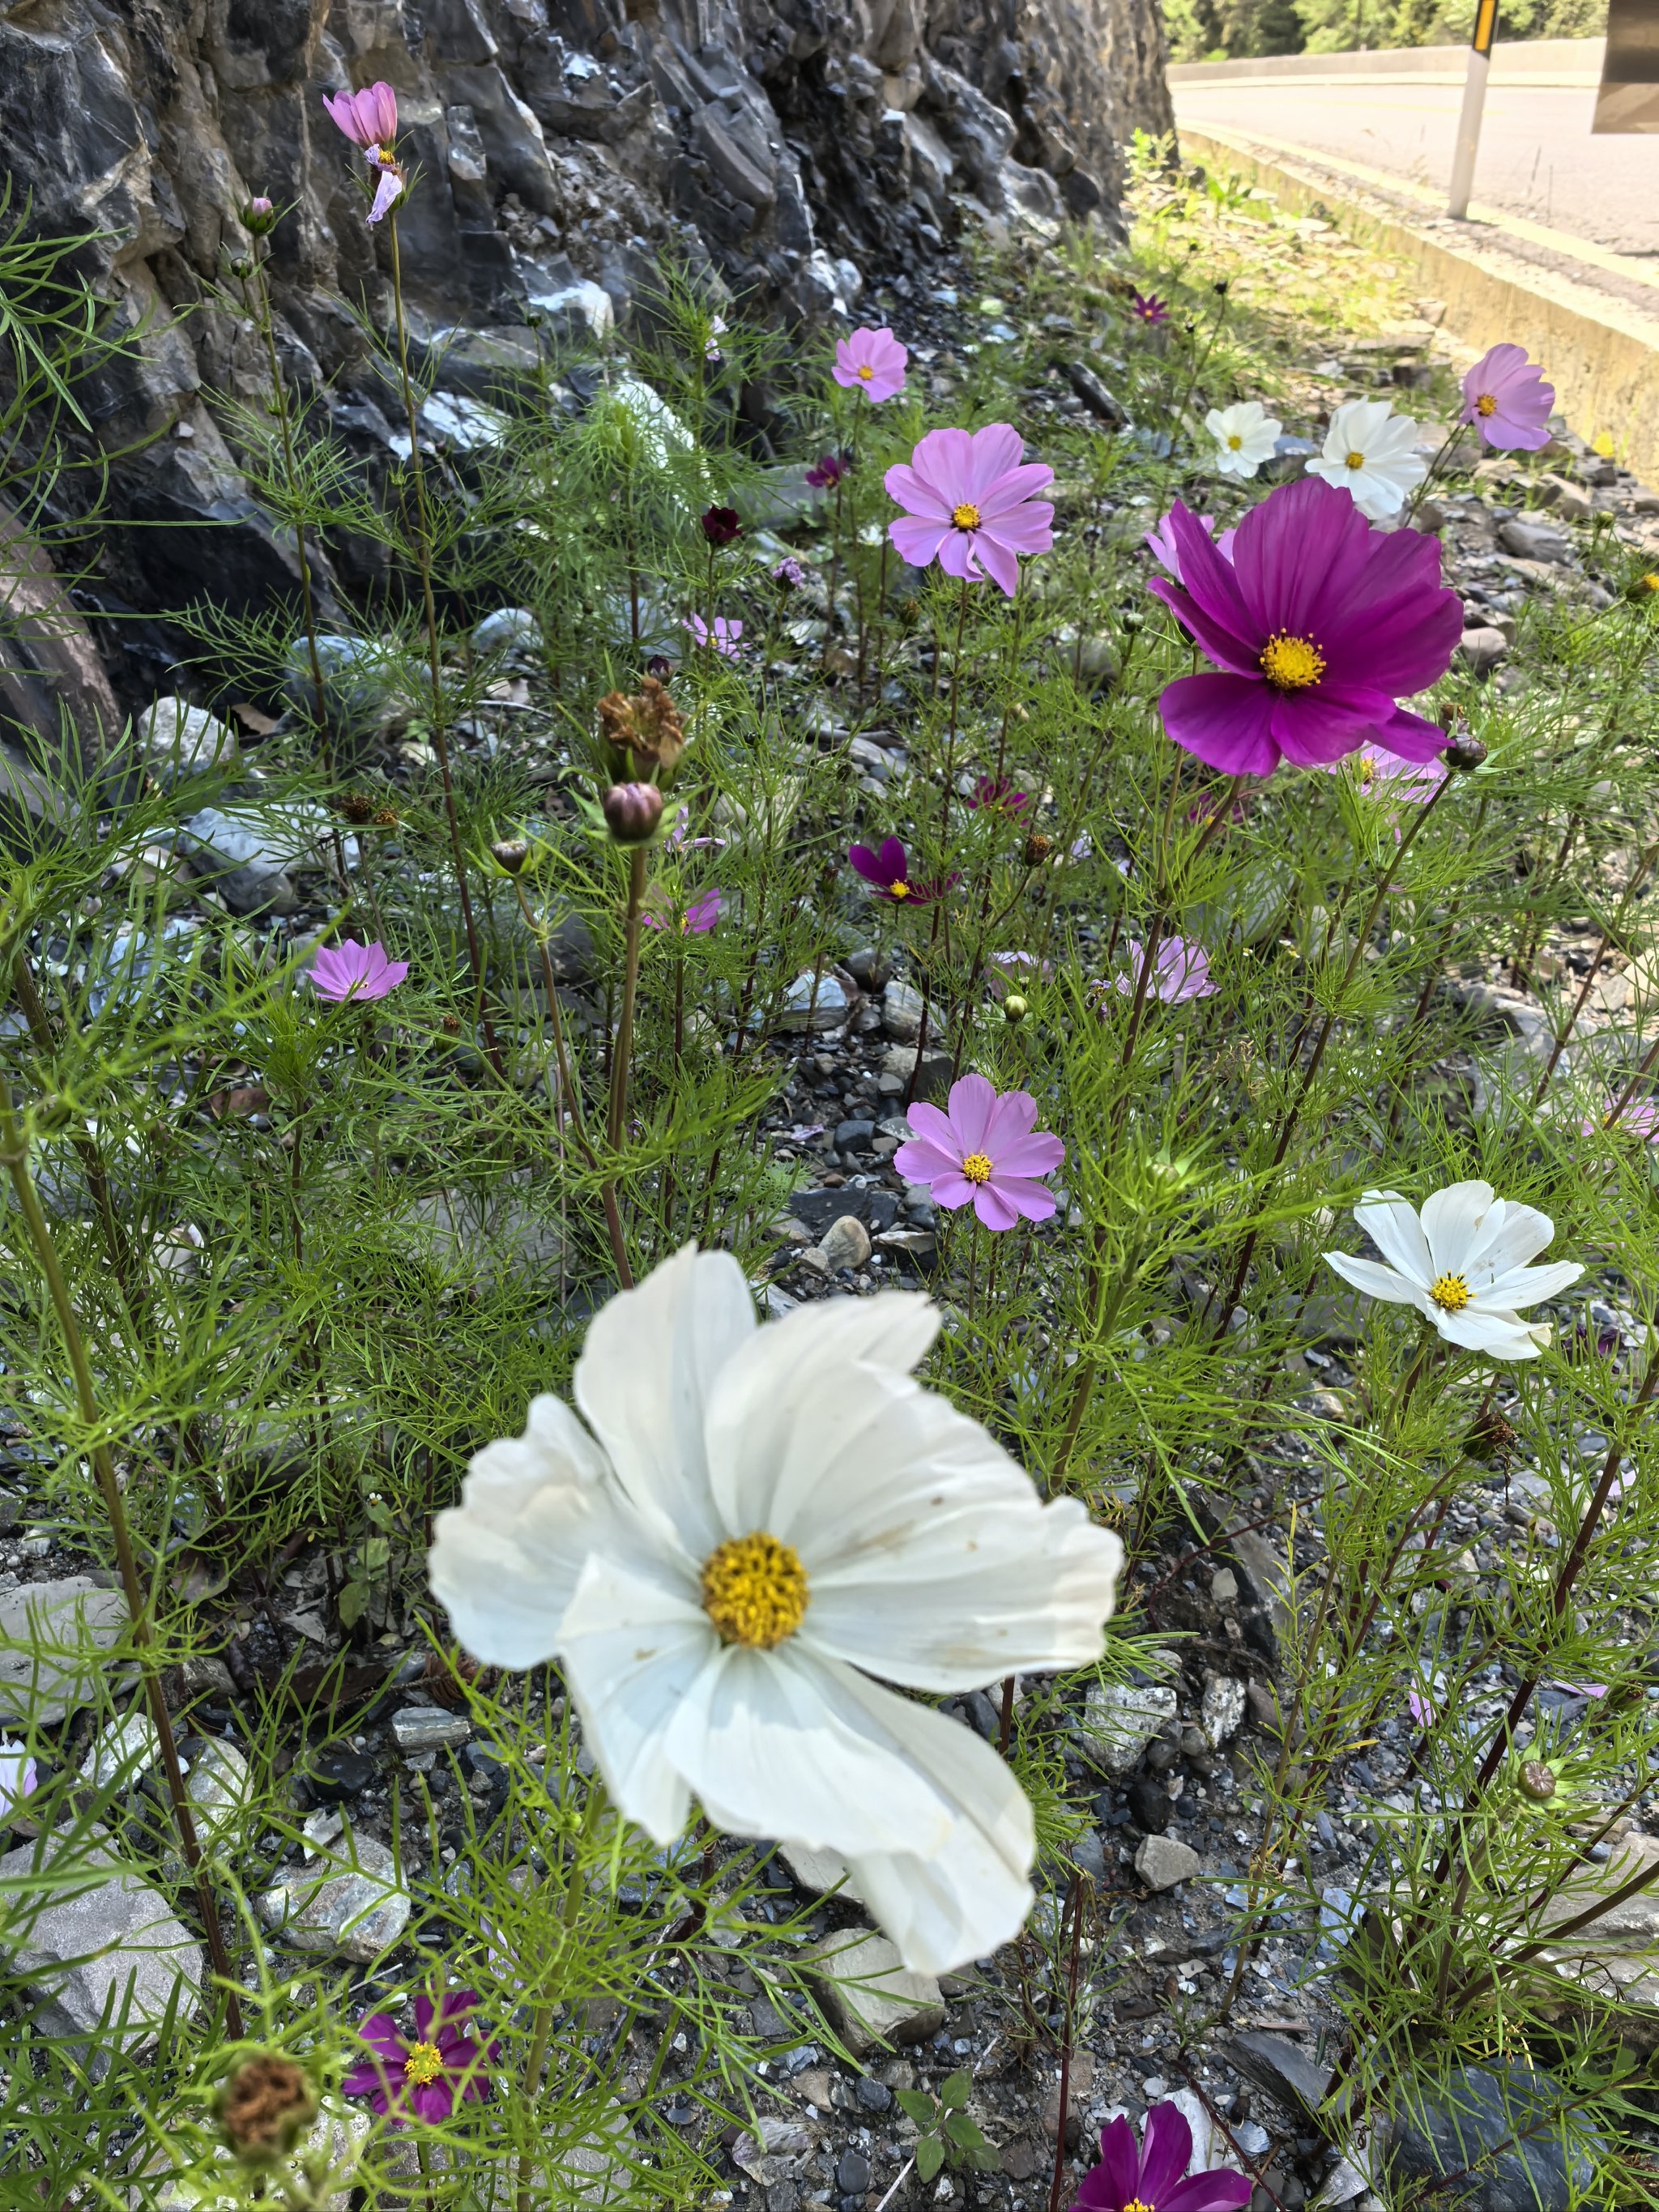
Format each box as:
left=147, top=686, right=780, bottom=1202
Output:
left=1358, top=754, right=1379, bottom=782
left=962, top=1151, right=994, bottom=1184
left=1226, top=433, right=1243, bottom=450
left=1259, top=631, right=1326, bottom=691
left=1476, top=392, right=1497, bottom=417
left=889, top=879, right=911, bottom=900
left=702, top=1532, right=808, bottom=1648
left=1430, top=1272, right=1471, bottom=1313
left=857, top=363, right=875, bottom=381
left=1124, top=2201, right=1155, bottom=2212
left=1345, top=450, right=1367, bottom=470
left=403, top=2042, right=445, bottom=2086
left=952, top=501, right=983, bottom=531
left=1640, top=573, right=1659, bottom=595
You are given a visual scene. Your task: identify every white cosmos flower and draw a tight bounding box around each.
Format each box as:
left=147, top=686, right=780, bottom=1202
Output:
left=428, top=1246, right=1122, bottom=1975
left=1323, top=1180, right=1581, bottom=1360
left=1205, top=399, right=1282, bottom=479
left=1307, top=398, right=1427, bottom=520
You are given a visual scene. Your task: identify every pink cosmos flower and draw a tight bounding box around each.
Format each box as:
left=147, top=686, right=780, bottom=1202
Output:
left=0, top=1738, right=37, bottom=1819
left=893, top=1072, right=1064, bottom=1231
left=987, top=950, right=1051, bottom=1000
left=365, top=153, right=407, bottom=225
left=1131, top=292, right=1171, bottom=326
left=1149, top=477, right=1463, bottom=776
left=1145, top=509, right=1236, bottom=584
left=833, top=326, right=908, bottom=403
left=643, top=888, right=722, bottom=934
left=308, top=939, right=409, bottom=1003
left=343, top=1993, right=495, bottom=2126
left=322, top=82, right=399, bottom=152
left=885, top=424, right=1055, bottom=599
left=1407, top=1688, right=1437, bottom=1729
left=1461, top=343, right=1555, bottom=451
left=1099, top=936, right=1216, bottom=1005
left=1583, top=1098, right=1659, bottom=1143
left=683, top=615, right=744, bottom=658
left=966, top=774, right=1029, bottom=815
left=847, top=837, right=955, bottom=906
left=1337, top=748, right=1447, bottom=803
left=705, top=313, right=727, bottom=364
left=1072, top=2102, right=1252, bottom=2212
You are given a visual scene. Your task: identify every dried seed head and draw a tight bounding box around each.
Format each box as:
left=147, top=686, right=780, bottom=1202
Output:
left=597, top=676, right=684, bottom=778
left=602, top=782, right=664, bottom=844
left=1442, top=734, right=1488, bottom=773
left=441, top=1012, right=461, bottom=1035
left=335, top=791, right=377, bottom=825
left=371, top=806, right=400, bottom=829
left=218, top=2053, right=318, bottom=2164
left=1022, top=833, right=1053, bottom=867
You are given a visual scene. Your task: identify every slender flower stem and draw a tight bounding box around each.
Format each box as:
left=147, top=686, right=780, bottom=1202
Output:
left=385, top=209, right=500, bottom=1078
left=0, top=1072, right=244, bottom=2039
left=1604, top=1025, right=1659, bottom=1132
left=1532, top=844, right=1657, bottom=1103
left=1045, top=1875, right=1087, bottom=2212
left=608, top=846, right=650, bottom=1155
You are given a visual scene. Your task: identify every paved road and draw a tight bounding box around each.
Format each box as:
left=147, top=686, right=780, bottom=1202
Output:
left=1171, top=77, right=1659, bottom=257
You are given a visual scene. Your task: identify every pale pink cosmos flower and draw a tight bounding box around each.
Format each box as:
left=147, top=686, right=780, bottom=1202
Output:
left=683, top=615, right=744, bottom=658
left=1582, top=1099, right=1659, bottom=1143
left=365, top=154, right=407, bottom=225
left=885, top=425, right=1054, bottom=599
left=0, top=1738, right=37, bottom=1820
left=1460, top=343, right=1555, bottom=451
left=893, top=1072, right=1064, bottom=1231
left=643, top=888, right=722, bottom=934
left=1145, top=509, right=1236, bottom=584
left=309, top=939, right=409, bottom=1003
left=1097, top=936, right=1215, bottom=1005
left=322, top=82, right=399, bottom=152
left=834, top=326, right=909, bottom=403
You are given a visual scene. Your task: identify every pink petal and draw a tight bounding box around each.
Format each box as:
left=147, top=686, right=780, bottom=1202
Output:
left=983, top=1087, right=1039, bottom=1143
left=970, top=532, right=1020, bottom=595
left=991, top=1175, right=1059, bottom=1222
left=907, top=426, right=975, bottom=505
left=904, top=1100, right=955, bottom=1149
left=945, top=1073, right=997, bottom=1154
left=929, top=1172, right=979, bottom=1210
left=883, top=463, right=953, bottom=522
left=893, top=1136, right=966, bottom=1184
left=981, top=506, right=1054, bottom=555
left=973, top=1181, right=1021, bottom=1230
left=991, top=1131, right=1064, bottom=1178
left=962, top=424, right=1027, bottom=497
left=977, top=463, right=1056, bottom=518
left=889, top=516, right=951, bottom=569
left=936, top=531, right=979, bottom=583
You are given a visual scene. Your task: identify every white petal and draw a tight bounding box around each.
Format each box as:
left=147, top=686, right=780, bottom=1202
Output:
left=574, top=1243, right=754, bottom=1562
left=1434, top=1305, right=1546, bottom=1359
left=1324, top=1251, right=1419, bottom=1306
left=832, top=1671, right=1034, bottom=1975
left=428, top=1398, right=617, bottom=1669
left=558, top=1548, right=712, bottom=1843
left=1418, top=1181, right=1496, bottom=1276
left=666, top=1645, right=953, bottom=1859
left=1465, top=1201, right=1557, bottom=1282
left=701, top=1290, right=939, bottom=1539
left=805, top=1490, right=1123, bottom=1693
left=1352, top=1196, right=1432, bottom=1287
left=1478, top=1258, right=1584, bottom=1310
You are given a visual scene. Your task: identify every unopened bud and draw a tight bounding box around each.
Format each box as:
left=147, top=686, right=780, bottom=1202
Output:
left=218, top=2053, right=318, bottom=2166
left=1442, top=734, right=1488, bottom=773
left=241, top=196, right=278, bottom=237
left=491, top=838, right=530, bottom=875
left=1002, top=994, right=1028, bottom=1024
left=1022, top=833, right=1053, bottom=867
left=602, top=782, right=663, bottom=844
left=228, top=255, right=254, bottom=279
left=1518, top=1759, right=1556, bottom=1804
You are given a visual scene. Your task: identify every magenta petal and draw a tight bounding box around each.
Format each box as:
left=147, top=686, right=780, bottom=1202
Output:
left=1073, top=2163, right=1123, bottom=2212
left=1159, top=673, right=1282, bottom=776
left=412, top=2082, right=454, bottom=2124
left=1234, top=476, right=1373, bottom=641
left=1098, top=2116, right=1142, bottom=2208
left=1166, top=505, right=1260, bottom=651
left=1161, top=2172, right=1256, bottom=2212
left=1137, top=2102, right=1195, bottom=2206
left=356, top=2013, right=405, bottom=2057
left=413, top=1994, right=437, bottom=2039
left=343, top=2065, right=386, bottom=2098
left=1149, top=576, right=1261, bottom=680
left=1269, top=689, right=1383, bottom=768
left=1374, top=704, right=1451, bottom=761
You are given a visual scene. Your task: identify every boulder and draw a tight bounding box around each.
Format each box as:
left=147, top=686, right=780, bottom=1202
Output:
left=255, top=1827, right=410, bottom=1961
left=0, top=1576, right=130, bottom=1725
left=1077, top=1681, right=1178, bottom=1774
left=806, top=1929, right=945, bottom=2057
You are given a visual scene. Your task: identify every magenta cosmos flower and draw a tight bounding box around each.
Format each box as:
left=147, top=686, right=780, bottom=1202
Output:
left=1150, top=477, right=1462, bottom=775
left=806, top=450, right=851, bottom=489
left=967, top=774, right=1029, bottom=815
left=834, top=326, right=908, bottom=403
left=344, top=1993, right=494, bottom=2126
left=885, top=424, right=1054, bottom=598
left=309, top=939, right=408, bottom=1004
left=847, top=837, right=954, bottom=906
left=1073, top=2103, right=1252, bottom=2212
left=894, top=1073, right=1064, bottom=1231
left=1461, top=343, right=1555, bottom=451
left=322, top=81, right=398, bottom=151
left=644, top=887, right=722, bottom=934
left=1131, top=292, right=1171, bottom=326
left=1100, top=936, right=1215, bottom=1005
left=683, top=614, right=744, bottom=658
left=1145, top=510, right=1235, bottom=583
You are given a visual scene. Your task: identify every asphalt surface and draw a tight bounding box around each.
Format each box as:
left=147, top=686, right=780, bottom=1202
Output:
left=1171, top=77, right=1659, bottom=258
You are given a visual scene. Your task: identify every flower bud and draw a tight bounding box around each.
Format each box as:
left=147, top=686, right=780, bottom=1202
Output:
left=241, top=196, right=278, bottom=236
left=602, top=782, right=663, bottom=844
left=491, top=838, right=530, bottom=875
left=1002, top=994, right=1028, bottom=1024
left=228, top=255, right=254, bottom=279
left=1518, top=1759, right=1557, bottom=1803
left=1022, top=833, right=1053, bottom=867
left=218, top=2052, right=318, bottom=2166
left=1442, top=734, right=1488, bottom=773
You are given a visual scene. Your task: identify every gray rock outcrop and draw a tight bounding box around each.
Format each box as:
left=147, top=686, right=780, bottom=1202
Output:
left=0, top=0, right=1167, bottom=616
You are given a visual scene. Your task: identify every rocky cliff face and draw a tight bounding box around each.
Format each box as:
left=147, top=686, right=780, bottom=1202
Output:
left=0, top=0, right=1169, bottom=626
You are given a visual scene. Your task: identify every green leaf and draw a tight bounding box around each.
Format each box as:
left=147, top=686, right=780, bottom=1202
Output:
left=915, top=2136, right=945, bottom=2184
left=940, top=2070, right=972, bottom=2109
left=943, top=2114, right=985, bottom=2150
left=896, top=2091, right=936, bottom=2127
left=336, top=1579, right=367, bottom=1629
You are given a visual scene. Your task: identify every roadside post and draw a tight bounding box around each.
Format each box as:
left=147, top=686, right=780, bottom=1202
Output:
left=1448, top=0, right=1499, bottom=219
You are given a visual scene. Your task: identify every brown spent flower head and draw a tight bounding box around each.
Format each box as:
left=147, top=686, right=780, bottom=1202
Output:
left=597, top=675, right=684, bottom=780
left=219, top=2053, right=318, bottom=2164
left=1466, top=1404, right=1518, bottom=1464
left=1022, top=833, right=1053, bottom=867
left=335, top=791, right=378, bottom=825
left=441, top=1012, right=462, bottom=1034
left=1443, top=734, right=1488, bottom=773
left=603, top=782, right=665, bottom=844
left=372, top=806, right=400, bottom=829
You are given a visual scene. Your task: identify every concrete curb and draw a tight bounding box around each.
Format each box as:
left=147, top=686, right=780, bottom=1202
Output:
left=1168, top=36, right=1601, bottom=86
left=1178, top=121, right=1659, bottom=488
